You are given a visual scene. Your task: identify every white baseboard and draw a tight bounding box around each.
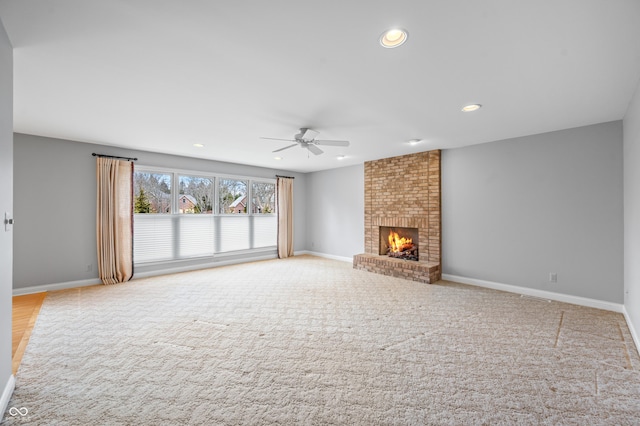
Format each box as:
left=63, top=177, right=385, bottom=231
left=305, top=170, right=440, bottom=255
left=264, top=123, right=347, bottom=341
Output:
left=622, top=306, right=640, bottom=357
left=13, top=253, right=349, bottom=295
left=297, top=251, right=353, bottom=263
left=12, top=254, right=281, bottom=295
left=442, top=274, right=624, bottom=313
left=1, top=374, right=15, bottom=419
left=13, top=278, right=102, bottom=296
left=133, top=254, right=278, bottom=279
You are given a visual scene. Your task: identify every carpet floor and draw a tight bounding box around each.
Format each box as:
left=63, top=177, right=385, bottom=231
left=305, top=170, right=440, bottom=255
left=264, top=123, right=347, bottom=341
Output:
left=3, top=255, right=640, bottom=425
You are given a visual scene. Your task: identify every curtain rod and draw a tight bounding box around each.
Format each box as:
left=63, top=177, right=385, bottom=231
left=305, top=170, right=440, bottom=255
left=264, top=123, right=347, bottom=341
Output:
left=92, top=153, right=138, bottom=162
left=276, top=175, right=295, bottom=179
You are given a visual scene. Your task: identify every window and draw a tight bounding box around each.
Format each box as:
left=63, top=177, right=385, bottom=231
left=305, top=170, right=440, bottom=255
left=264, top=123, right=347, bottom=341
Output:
left=251, top=182, right=275, bottom=214
left=133, top=171, right=174, bottom=263
left=179, top=175, right=213, bottom=214
left=133, top=168, right=277, bottom=264
left=218, top=178, right=247, bottom=214
left=134, top=172, right=172, bottom=213
left=250, top=182, right=277, bottom=248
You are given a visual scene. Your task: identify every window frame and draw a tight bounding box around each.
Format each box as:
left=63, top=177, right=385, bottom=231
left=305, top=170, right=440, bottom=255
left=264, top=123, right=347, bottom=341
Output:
left=177, top=174, right=215, bottom=214
left=217, top=176, right=249, bottom=215
left=133, top=168, right=174, bottom=214
left=133, top=166, right=277, bottom=265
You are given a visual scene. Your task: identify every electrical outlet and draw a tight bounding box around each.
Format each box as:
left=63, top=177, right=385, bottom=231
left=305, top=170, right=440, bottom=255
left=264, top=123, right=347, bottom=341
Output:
left=86, top=264, right=93, bottom=272
left=549, top=273, right=557, bottom=283
left=4, top=212, right=13, bottom=232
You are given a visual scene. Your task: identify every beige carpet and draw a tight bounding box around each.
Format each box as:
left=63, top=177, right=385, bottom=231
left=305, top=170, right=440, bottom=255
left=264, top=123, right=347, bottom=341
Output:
left=3, top=255, right=640, bottom=425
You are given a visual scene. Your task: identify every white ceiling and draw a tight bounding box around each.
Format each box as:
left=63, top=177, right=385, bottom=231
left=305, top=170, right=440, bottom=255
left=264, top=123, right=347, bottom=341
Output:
left=1, top=1, right=640, bottom=173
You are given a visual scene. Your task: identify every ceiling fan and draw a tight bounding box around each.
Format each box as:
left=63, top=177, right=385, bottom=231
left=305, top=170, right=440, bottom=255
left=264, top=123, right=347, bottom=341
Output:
left=261, top=128, right=350, bottom=156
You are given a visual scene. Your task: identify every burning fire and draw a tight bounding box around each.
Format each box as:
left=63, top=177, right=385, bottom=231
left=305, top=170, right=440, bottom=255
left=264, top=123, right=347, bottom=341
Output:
left=388, top=230, right=413, bottom=253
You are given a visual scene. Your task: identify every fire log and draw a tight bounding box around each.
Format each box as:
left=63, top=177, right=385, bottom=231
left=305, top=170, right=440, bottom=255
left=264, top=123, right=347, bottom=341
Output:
left=398, top=243, right=415, bottom=252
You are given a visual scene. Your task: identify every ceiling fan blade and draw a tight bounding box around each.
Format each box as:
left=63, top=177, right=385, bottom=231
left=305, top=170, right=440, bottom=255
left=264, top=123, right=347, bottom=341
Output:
left=314, top=139, right=350, bottom=147
left=272, top=144, right=298, bottom=153
left=301, top=128, right=320, bottom=141
left=261, top=137, right=296, bottom=142
left=307, top=144, right=323, bottom=155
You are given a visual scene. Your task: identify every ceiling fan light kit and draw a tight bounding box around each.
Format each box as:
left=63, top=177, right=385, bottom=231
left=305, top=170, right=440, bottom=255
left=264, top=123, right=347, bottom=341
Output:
left=298, top=128, right=319, bottom=141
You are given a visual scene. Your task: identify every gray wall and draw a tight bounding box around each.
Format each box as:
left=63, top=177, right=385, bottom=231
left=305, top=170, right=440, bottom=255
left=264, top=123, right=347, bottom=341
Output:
left=442, top=121, right=624, bottom=303
left=11, top=121, right=628, bottom=308
left=0, top=18, right=12, bottom=410
left=13, top=134, right=307, bottom=289
left=624, top=79, right=640, bottom=339
left=306, top=164, right=364, bottom=259
left=302, top=122, right=624, bottom=304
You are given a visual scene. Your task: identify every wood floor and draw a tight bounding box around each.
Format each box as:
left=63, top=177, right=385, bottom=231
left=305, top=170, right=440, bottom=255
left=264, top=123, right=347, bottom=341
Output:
left=12, top=292, right=46, bottom=374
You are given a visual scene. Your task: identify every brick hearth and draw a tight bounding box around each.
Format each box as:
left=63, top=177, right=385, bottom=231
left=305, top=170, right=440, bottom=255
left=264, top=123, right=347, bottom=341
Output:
left=353, top=150, right=441, bottom=284
left=353, top=253, right=441, bottom=284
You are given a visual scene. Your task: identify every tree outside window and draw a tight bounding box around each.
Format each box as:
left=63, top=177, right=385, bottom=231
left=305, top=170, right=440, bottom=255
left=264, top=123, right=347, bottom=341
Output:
left=252, top=182, right=275, bottom=214
left=218, top=178, right=247, bottom=214
left=179, top=175, right=213, bottom=214
left=134, top=172, right=172, bottom=213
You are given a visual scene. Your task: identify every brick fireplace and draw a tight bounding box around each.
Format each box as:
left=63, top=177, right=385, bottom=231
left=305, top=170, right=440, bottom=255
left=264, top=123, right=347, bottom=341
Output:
left=353, top=150, right=441, bottom=283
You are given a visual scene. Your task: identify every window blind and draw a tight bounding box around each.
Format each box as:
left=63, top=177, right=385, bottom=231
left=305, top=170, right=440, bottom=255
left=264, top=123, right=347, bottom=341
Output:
left=252, top=215, right=277, bottom=248
left=217, top=216, right=250, bottom=252
left=133, top=215, right=175, bottom=263
left=178, top=215, right=215, bottom=258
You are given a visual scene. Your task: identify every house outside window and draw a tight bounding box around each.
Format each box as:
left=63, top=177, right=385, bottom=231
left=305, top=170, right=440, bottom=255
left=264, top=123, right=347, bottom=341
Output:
left=218, top=178, right=247, bottom=214
left=179, top=175, right=213, bottom=214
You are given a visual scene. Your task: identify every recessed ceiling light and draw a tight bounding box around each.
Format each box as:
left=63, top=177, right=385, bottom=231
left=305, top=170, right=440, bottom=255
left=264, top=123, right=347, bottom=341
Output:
left=461, top=104, right=482, bottom=112
left=193, top=143, right=204, bottom=148
left=274, top=156, right=282, bottom=160
left=408, top=139, right=422, bottom=145
left=337, top=155, right=346, bottom=160
left=380, top=28, right=408, bottom=48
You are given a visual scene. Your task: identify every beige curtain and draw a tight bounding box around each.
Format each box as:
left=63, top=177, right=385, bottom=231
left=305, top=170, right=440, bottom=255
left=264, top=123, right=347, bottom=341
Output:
left=277, top=176, right=294, bottom=258
left=96, top=158, right=134, bottom=284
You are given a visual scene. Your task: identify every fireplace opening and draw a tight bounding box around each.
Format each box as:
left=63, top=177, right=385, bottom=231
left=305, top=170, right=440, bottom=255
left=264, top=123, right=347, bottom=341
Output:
left=379, top=226, right=419, bottom=261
